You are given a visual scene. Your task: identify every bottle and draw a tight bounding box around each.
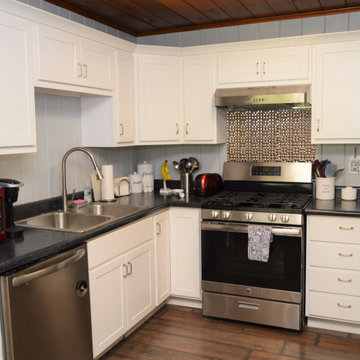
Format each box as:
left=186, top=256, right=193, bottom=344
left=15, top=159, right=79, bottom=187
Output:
left=84, top=186, right=92, bottom=203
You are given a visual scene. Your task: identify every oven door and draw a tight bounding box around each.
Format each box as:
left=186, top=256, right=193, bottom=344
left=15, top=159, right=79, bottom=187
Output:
left=201, top=221, right=304, bottom=303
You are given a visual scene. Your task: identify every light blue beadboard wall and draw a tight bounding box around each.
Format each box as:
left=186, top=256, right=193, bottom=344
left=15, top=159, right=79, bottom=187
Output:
left=3, top=1, right=360, bottom=204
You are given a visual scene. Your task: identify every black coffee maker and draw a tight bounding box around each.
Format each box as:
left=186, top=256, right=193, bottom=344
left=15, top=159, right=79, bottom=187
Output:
left=0, top=179, right=23, bottom=238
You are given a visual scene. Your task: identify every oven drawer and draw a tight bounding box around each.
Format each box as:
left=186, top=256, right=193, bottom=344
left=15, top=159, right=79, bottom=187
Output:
left=308, top=216, right=360, bottom=244
left=308, top=242, right=360, bottom=271
left=308, top=267, right=360, bottom=296
left=307, top=292, right=360, bottom=323
left=202, top=291, right=302, bottom=330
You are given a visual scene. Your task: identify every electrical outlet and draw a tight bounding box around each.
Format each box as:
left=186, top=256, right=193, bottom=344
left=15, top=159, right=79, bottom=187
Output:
left=348, top=157, right=360, bottom=174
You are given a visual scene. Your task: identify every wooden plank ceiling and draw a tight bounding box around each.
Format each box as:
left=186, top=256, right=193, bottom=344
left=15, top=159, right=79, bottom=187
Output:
left=45, top=0, right=360, bottom=36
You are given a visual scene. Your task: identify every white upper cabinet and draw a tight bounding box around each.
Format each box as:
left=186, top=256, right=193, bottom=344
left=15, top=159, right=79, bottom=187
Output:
left=36, top=25, right=115, bottom=91
left=115, top=50, right=134, bottom=143
left=183, top=55, right=225, bottom=143
left=0, top=12, right=36, bottom=154
left=136, top=55, right=182, bottom=143
left=312, top=41, right=360, bottom=144
left=217, top=45, right=310, bottom=85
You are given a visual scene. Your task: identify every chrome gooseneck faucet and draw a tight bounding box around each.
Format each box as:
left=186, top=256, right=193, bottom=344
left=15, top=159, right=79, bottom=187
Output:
left=62, top=147, right=104, bottom=212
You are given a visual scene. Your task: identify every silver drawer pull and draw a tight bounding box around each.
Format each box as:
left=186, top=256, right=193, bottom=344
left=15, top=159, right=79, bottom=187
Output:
left=237, top=302, right=260, bottom=311
left=337, top=303, right=352, bottom=309
left=338, top=278, right=352, bottom=283
left=339, top=226, right=354, bottom=231
left=338, top=252, right=353, bottom=257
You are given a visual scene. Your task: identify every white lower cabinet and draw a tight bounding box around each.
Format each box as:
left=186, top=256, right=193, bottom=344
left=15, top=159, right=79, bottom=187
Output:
left=306, top=215, right=360, bottom=332
left=170, top=207, right=201, bottom=299
left=154, top=210, right=171, bottom=305
left=87, top=217, right=155, bottom=358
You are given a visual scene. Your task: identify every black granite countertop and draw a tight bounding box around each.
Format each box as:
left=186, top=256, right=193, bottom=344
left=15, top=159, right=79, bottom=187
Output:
left=0, top=191, right=206, bottom=275
left=305, top=197, right=360, bottom=217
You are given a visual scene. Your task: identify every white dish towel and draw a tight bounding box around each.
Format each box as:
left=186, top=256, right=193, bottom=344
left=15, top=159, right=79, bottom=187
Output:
left=248, top=225, right=273, bottom=262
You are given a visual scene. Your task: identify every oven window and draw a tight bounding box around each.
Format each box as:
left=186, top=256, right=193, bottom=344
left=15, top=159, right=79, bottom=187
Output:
left=202, top=229, right=301, bottom=292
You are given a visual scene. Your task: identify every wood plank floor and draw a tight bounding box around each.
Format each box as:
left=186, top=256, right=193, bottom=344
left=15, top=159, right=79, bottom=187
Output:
left=100, top=305, right=360, bottom=360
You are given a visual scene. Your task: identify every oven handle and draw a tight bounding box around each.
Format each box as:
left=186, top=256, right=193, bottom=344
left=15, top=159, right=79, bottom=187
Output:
left=201, top=221, right=302, bottom=237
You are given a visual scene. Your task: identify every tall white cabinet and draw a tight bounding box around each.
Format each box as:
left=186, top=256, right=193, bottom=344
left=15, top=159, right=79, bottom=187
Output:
left=170, top=208, right=201, bottom=299
left=136, top=54, right=182, bottom=143
left=312, top=41, right=360, bottom=143
left=0, top=12, right=36, bottom=154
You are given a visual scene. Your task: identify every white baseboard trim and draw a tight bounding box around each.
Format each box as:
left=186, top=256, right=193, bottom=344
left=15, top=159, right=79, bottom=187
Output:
left=307, top=317, right=360, bottom=334
left=166, top=296, right=202, bottom=309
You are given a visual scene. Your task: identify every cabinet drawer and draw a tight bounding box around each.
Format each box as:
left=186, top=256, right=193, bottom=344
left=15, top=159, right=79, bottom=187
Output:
left=308, top=216, right=360, bottom=244
left=309, top=242, right=360, bottom=270
left=308, top=267, right=360, bottom=296
left=308, top=292, right=360, bottom=323
left=87, top=216, right=153, bottom=269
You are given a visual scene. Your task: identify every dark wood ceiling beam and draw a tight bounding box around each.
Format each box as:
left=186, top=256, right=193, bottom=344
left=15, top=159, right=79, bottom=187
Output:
left=137, top=5, right=360, bottom=36
left=239, top=0, right=276, bottom=17
left=265, top=0, right=298, bottom=14
left=183, top=0, right=231, bottom=22
left=292, top=0, right=322, bottom=12
left=128, top=0, right=193, bottom=27
left=320, top=0, right=346, bottom=9
left=156, top=0, right=213, bottom=24
left=210, top=0, right=254, bottom=19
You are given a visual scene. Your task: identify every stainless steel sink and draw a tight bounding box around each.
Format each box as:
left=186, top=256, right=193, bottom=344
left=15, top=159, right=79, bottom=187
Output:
left=16, top=204, right=145, bottom=233
left=75, top=204, right=143, bottom=218
left=17, top=211, right=112, bottom=233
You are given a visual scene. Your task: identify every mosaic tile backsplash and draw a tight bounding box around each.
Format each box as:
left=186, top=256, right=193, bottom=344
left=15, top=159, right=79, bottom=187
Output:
left=227, top=108, right=316, bottom=162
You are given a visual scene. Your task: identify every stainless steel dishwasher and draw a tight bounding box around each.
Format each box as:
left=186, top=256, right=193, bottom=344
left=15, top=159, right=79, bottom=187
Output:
left=0, top=245, right=92, bottom=360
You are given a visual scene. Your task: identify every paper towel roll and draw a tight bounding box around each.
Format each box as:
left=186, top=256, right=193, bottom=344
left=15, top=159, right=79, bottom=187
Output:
left=101, top=164, right=114, bottom=201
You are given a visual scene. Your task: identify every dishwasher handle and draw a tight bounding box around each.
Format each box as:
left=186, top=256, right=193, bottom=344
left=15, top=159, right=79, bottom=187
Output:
left=12, top=248, right=86, bottom=287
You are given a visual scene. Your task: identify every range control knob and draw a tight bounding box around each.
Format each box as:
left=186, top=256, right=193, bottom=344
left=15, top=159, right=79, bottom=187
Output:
left=281, top=214, right=290, bottom=223
left=211, top=210, right=220, bottom=219
left=221, top=211, right=231, bottom=220
left=245, top=212, right=253, bottom=220
left=268, top=213, right=277, bottom=222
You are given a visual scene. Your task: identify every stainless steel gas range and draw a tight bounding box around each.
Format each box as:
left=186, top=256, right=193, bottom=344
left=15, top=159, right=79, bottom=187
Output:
left=201, top=161, right=312, bottom=331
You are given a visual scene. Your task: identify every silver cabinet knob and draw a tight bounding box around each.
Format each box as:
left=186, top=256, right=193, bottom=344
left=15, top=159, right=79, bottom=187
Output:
left=211, top=210, right=219, bottom=219
left=245, top=212, right=253, bottom=220
left=281, top=214, right=289, bottom=223
left=221, top=211, right=231, bottom=219
left=268, top=214, right=277, bottom=222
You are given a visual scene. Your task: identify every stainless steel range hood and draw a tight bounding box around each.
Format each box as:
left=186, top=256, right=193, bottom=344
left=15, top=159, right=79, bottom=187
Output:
left=214, top=85, right=310, bottom=110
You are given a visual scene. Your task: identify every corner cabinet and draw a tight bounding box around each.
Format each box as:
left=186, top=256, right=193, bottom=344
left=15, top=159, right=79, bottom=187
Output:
left=306, top=215, right=360, bottom=334
left=312, top=41, right=360, bottom=144
left=35, top=25, right=115, bottom=91
left=170, top=207, right=201, bottom=299
left=0, top=12, right=36, bottom=154
left=87, top=217, right=155, bottom=358
left=217, top=45, right=310, bottom=85
left=136, top=54, right=182, bottom=143
left=183, top=55, right=225, bottom=143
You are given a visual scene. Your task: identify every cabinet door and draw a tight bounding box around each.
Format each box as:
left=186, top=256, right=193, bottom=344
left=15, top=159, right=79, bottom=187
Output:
left=312, top=41, right=360, bottom=143
left=124, top=241, right=155, bottom=329
left=217, top=50, right=260, bottom=84
left=261, top=46, right=309, bottom=82
left=36, top=25, right=81, bottom=86
left=183, top=56, right=215, bottom=142
left=89, top=255, right=126, bottom=358
left=137, top=55, right=182, bottom=142
left=0, top=13, right=36, bottom=152
left=81, top=39, right=115, bottom=90
left=170, top=208, right=201, bottom=299
left=115, top=51, right=134, bottom=143
left=154, top=211, right=171, bottom=305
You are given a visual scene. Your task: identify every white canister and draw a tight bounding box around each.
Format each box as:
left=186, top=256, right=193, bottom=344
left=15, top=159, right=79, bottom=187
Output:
left=316, top=177, right=335, bottom=200
left=129, top=172, right=142, bottom=193
left=137, top=161, right=154, bottom=193
left=341, top=186, right=357, bottom=201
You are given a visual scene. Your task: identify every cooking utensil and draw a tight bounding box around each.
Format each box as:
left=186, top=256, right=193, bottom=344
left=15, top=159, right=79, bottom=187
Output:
left=324, top=164, right=337, bottom=178
left=179, top=158, right=188, bottom=172
left=173, top=161, right=180, bottom=170
left=189, top=157, right=199, bottom=172
left=333, top=168, right=344, bottom=178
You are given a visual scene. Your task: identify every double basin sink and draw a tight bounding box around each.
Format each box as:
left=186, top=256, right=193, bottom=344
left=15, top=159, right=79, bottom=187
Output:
left=16, top=203, right=145, bottom=233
